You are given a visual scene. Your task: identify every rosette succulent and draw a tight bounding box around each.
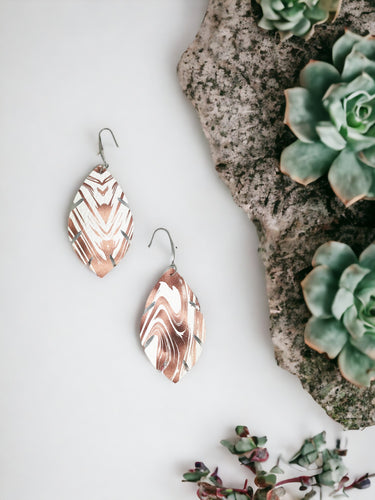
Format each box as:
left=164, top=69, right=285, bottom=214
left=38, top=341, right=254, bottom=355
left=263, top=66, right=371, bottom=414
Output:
left=256, top=0, right=341, bottom=41
left=281, top=31, right=375, bottom=206
left=302, top=241, right=375, bottom=387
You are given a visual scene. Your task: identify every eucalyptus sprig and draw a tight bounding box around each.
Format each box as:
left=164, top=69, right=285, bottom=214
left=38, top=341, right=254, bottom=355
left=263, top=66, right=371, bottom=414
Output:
left=183, top=426, right=374, bottom=499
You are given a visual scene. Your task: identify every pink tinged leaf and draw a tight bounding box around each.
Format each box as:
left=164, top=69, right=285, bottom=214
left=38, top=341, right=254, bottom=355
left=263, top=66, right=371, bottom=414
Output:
left=280, top=140, right=338, bottom=186
left=327, top=149, right=373, bottom=206
left=140, top=268, right=206, bottom=383
left=304, top=317, right=348, bottom=359
left=68, top=165, right=134, bottom=277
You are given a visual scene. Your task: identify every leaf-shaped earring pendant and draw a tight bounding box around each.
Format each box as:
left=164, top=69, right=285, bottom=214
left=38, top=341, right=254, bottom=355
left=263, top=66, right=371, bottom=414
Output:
left=68, top=129, right=134, bottom=277
left=140, top=228, right=206, bottom=383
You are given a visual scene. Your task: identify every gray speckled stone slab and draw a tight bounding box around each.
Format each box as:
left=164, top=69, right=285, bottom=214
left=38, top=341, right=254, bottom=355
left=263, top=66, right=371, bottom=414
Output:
left=178, top=0, right=375, bottom=429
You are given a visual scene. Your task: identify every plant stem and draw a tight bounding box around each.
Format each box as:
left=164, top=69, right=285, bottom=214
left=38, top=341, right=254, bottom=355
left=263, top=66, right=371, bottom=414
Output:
left=343, top=473, right=375, bottom=491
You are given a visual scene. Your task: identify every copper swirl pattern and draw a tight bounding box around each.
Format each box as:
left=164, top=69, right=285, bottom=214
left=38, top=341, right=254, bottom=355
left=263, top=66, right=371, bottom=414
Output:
left=140, top=268, right=206, bottom=383
left=68, top=165, right=134, bottom=277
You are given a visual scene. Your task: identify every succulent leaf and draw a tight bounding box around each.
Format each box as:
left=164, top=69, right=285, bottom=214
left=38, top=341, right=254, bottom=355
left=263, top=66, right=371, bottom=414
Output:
left=327, top=149, right=372, bottom=206
left=359, top=144, right=375, bottom=167
left=312, top=241, right=357, bottom=275
left=338, top=263, right=371, bottom=292
left=355, top=271, right=375, bottom=304
left=343, top=304, right=367, bottom=339
left=256, top=0, right=340, bottom=41
left=332, top=30, right=364, bottom=72
left=315, top=121, right=346, bottom=150
left=317, top=449, right=348, bottom=487
left=300, top=61, right=340, bottom=98
left=341, top=51, right=375, bottom=82
left=280, top=140, right=338, bottom=185
left=338, top=343, right=375, bottom=387
left=284, top=88, right=323, bottom=142
left=331, top=288, right=354, bottom=320
left=281, top=31, right=375, bottom=205
left=305, top=317, right=348, bottom=358
left=290, top=431, right=326, bottom=467
left=301, top=266, right=338, bottom=318
left=351, top=332, right=375, bottom=360
left=359, top=244, right=375, bottom=269
left=235, top=437, right=257, bottom=453
left=303, top=241, right=375, bottom=387
left=290, top=16, right=312, bottom=37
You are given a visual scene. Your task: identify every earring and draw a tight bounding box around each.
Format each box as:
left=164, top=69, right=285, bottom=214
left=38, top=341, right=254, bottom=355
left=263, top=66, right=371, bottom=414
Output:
left=140, top=228, right=206, bottom=383
left=67, top=128, right=134, bottom=277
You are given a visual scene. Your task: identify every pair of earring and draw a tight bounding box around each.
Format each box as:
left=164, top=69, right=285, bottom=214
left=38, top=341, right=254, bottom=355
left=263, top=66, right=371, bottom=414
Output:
left=67, top=128, right=206, bottom=383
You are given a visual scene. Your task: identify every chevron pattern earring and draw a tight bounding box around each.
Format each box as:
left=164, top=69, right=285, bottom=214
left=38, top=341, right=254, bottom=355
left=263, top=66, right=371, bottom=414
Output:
left=140, top=228, right=206, bottom=383
left=67, top=128, right=134, bottom=277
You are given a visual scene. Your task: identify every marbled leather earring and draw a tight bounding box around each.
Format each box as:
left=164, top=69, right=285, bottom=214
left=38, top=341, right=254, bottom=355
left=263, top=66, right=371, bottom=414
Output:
left=140, top=228, right=206, bottom=383
left=67, top=128, right=134, bottom=277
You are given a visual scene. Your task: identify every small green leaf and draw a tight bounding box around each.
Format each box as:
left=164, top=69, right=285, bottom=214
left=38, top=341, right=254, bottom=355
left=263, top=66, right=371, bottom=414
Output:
left=221, top=439, right=236, bottom=453
left=317, top=449, right=348, bottom=486
left=270, top=465, right=284, bottom=474
left=290, top=432, right=326, bottom=467
left=311, top=431, right=327, bottom=449
left=255, top=472, right=277, bottom=487
left=254, top=490, right=269, bottom=500
left=255, top=436, right=268, bottom=447
left=235, top=426, right=250, bottom=437
left=227, top=494, right=252, bottom=500
left=183, top=471, right=207, bottom=482
left=235, top=437, right=257, bottom=453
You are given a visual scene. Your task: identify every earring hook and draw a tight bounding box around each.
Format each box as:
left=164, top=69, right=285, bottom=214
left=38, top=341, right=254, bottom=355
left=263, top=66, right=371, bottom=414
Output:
left=148, top=227, right=177, bottom=270
left=98, top=128, right=119, bottom=168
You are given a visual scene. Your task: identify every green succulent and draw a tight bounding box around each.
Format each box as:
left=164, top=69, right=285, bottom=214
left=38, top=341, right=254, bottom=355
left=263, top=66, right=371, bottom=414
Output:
left=290, top=431, right=348, bottom=488
left=256, top=0, right=341, bottom=41
left=302, top=241, right=375, bottom=387
left=281, top=30, right=375, bottom=206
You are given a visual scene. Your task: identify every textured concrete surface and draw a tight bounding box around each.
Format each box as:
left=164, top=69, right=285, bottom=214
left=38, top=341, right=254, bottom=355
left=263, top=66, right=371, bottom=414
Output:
left=178, top=0, right=375, bottom=429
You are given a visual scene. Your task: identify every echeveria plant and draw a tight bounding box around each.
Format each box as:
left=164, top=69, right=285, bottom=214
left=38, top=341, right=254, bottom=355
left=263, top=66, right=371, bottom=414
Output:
left=281, top=30, right=375, bottom=206
left=302, top=241, right=375, bottom=387
left=256, top=0, right=341, bottom=41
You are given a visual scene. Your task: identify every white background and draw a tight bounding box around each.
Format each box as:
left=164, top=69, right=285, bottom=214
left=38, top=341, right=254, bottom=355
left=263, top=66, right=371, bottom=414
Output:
left=0, top=1, right=374, bottom=499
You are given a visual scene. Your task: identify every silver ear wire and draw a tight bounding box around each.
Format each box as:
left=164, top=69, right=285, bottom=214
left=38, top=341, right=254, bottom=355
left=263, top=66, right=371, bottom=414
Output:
left=98, top=128, right=119, bottom=168
left=148, top=227, right=177, bottom=271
